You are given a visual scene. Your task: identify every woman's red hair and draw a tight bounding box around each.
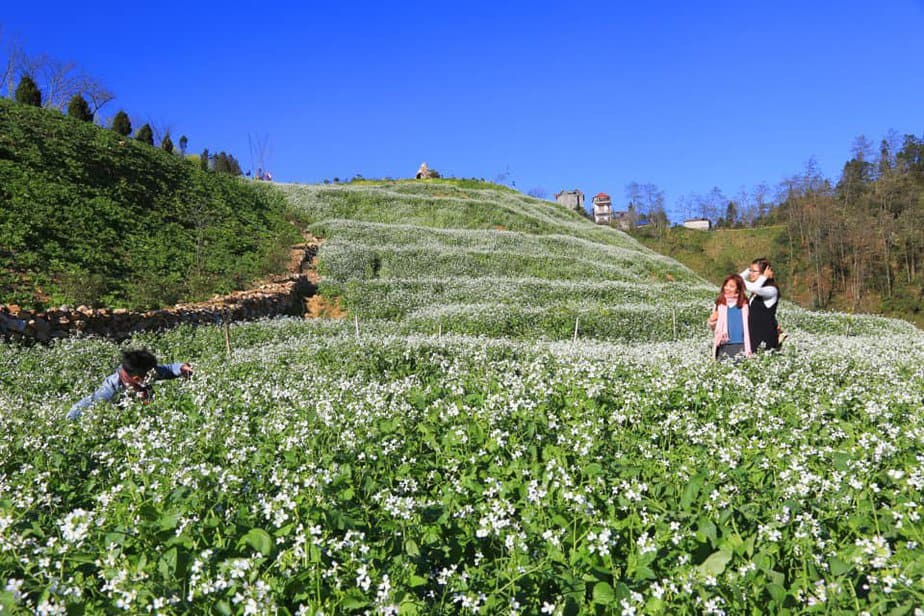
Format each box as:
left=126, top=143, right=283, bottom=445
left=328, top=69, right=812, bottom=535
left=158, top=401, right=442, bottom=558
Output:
left=716, top=274, right=748, bottom=307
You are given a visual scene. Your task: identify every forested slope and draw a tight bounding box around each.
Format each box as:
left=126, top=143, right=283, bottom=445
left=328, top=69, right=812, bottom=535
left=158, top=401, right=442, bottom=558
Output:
left=0, top=99, right=300, bottom=310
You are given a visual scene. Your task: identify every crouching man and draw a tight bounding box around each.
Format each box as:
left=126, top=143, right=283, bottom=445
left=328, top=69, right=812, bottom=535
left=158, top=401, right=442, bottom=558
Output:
left=67, top=349, right=192, bottom=420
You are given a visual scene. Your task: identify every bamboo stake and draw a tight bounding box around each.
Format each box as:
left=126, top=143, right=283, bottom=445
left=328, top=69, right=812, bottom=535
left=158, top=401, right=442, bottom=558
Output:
left=573, top=316, right=579, bottom=343
left=223, top=310, right=231, bottom=356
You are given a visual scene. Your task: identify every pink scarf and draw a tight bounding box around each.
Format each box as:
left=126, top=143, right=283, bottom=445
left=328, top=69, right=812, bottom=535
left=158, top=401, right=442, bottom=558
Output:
left=713, top=298, right=752, bottom=359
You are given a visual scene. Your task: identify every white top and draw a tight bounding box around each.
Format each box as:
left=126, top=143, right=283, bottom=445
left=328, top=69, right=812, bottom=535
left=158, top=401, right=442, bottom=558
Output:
left=739, top=269, right=778, bottom=309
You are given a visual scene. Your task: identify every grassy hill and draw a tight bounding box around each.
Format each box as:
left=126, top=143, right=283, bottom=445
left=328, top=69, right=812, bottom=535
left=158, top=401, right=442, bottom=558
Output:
left=0, top=99, right=301, bottom=310
left=630, top=224, right=924, bottom=329
left=2, top=179, right=923, bottom=612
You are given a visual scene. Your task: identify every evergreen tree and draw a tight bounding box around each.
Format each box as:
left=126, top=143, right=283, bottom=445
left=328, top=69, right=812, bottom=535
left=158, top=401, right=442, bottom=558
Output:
left=200, top=149, right=209, bottom=171
left=135, top=123, right=154, bottom=146
left=111, top=110, right=132, bottom=136
left=15, top=75, right=42, bottom=107
left=66, top=95, right=93, bottom=122
left=161, top=134, right=174, bottom=154
left=179, top=135, right=188, bottom=157
left=212, top=151, right=243, bottom=176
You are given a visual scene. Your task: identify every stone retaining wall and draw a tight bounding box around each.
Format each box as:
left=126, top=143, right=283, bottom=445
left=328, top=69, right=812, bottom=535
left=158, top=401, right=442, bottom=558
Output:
left=1, top=274, right=316, bottom=343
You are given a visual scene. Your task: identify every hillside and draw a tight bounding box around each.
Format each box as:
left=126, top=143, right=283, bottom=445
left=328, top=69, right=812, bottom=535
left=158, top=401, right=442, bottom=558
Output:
left=278, top=181, right=909, bottom=341
left=2, top=180, right=923, bottom=613
left=630, top=225, right=924, bottom=329
left=0, top=98, right=301, bottom=310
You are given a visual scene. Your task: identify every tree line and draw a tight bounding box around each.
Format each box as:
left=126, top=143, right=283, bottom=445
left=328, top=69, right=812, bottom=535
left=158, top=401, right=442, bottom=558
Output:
left=770, top=135, right=924, bottom=316
left=623, top=133, right=923, bottom=323
left=1, top=24, right=244, bottom=177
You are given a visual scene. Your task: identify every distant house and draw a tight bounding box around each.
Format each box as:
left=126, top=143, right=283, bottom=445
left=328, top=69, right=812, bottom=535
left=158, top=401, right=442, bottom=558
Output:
left=611, top=210, right=632, bottom=231
left=682, top=218, right=712, bottom=231
left=555, top=189, right=585, bottom=212
left=592, top=193, right=612, bottom=225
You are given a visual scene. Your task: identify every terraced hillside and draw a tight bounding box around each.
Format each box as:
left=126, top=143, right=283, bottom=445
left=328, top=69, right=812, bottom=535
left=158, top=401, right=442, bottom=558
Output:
left=280, top=180, right=910, bottom=342
left=2, top=179, right=923, bottom=614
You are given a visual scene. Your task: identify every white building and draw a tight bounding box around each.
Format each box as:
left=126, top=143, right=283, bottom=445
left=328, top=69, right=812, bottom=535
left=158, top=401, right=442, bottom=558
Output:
left=592, top=193, right=613, bottom=225
left=682, top=218, right=711, bottom=231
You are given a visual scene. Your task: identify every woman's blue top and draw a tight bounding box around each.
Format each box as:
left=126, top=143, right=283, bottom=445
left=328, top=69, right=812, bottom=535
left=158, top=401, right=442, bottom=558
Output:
left=726, top=306, right=744, bottom=343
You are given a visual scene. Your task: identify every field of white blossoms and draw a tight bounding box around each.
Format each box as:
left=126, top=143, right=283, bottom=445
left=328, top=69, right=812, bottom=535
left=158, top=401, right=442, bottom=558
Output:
left=2, top=180, right=923, bottom=614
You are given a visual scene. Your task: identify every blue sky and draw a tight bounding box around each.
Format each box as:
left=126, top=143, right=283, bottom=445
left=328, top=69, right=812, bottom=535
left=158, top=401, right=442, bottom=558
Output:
left=3, top=1, right=924, bottom=222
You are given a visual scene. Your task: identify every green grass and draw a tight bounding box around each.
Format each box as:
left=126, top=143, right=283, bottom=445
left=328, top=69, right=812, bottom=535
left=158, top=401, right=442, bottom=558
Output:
left=0, top=99, right=301, bottom=310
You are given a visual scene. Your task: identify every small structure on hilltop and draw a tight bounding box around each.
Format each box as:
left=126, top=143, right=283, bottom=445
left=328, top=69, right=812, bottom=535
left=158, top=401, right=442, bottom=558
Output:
left=416, top=162, right=440, bottom=179
left=611, top=210, right=632, bottom=231
left=555, top=189, right=585, bottom=213
left=682, top=217, right=712, bottom=231
left=592, top=192, right=613, bottom=225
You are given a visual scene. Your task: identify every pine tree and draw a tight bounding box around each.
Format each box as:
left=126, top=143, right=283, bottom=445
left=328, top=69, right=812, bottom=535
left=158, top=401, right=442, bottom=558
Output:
left=67, top=95, right=94, bottom=122
left=15, top=75, right=42, bottom=107
left=111, top=110, right=132, bottom=136
left=135, top=123, right=154, bottom=146
left=161, top=135, right=174, bottom=154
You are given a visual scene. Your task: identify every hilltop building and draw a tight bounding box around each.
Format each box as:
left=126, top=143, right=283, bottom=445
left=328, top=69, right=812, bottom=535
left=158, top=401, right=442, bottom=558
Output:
left=555, top=189, right=585, bottom=213
left=416, top=162, right=440, bottom=179
left=611, top=210, right=632, bottom=231
left=592, top=193, right=613, bottom=225
left=682, top=218, right=712, bottom=231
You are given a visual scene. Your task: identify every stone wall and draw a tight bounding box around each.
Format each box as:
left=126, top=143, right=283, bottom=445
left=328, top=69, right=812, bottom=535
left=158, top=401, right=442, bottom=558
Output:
left=0, top=240, right=321, bottom=343
left=0, top=275, right=316, bottom=343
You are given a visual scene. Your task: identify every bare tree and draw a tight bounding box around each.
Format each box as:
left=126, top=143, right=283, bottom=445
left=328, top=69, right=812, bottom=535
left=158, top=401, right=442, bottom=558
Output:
left=0, top=29, right=26, bottom=98
left=248, top=133, right=272, bottom=178
left=527, top=187, right=547, bottom=199
left=78, top=74, right=114, bottom=117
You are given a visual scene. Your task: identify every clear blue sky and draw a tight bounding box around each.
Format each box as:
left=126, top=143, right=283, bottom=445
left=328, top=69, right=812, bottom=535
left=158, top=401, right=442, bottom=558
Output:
left=4, top=1, right=923, bottom=222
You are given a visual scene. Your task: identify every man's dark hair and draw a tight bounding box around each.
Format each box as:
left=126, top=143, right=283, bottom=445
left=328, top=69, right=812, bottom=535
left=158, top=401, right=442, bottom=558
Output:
left=121, top=349, right=158, bottom=377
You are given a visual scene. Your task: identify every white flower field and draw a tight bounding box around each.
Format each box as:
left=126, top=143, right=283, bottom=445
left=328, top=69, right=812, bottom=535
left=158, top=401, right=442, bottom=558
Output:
left=2, top=180, right=922, bottom=614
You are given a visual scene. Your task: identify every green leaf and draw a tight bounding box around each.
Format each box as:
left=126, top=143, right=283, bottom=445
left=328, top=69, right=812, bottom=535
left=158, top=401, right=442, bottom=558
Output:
left=341, top=589, right=368, bottom=609
left=592, top=581, right=615, bottom=605
left=404, top=539, right=420, bottom=557
left=158, top=546, right=177, bottom=579
left=767, top=583, right=787, bottom=603
left=408, top=574, right=428, bottom=587
left=698, top=549, right=732, bottom=576
left=829, top=556, right=852, bottom=576
left=583, top=462, right=603, bottom=477
left=215, top=600, right=232, bottom=616
left=697, top=518, right=718, bottom=545
left=243, top=528, right=273, bottom=556
left=682, top=473, right=706, bottom=509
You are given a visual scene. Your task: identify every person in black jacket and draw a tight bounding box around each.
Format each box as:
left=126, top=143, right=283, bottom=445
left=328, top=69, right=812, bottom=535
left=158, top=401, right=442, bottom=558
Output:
left=740, top=258, right=781, bottom=351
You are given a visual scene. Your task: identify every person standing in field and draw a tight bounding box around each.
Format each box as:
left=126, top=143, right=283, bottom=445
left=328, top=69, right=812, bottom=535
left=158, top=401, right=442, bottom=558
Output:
left=66, top=349, right=192, bottom=420
left=740, top=258, right=781, bottom=351
left=708, top=274, right=752, bottom=361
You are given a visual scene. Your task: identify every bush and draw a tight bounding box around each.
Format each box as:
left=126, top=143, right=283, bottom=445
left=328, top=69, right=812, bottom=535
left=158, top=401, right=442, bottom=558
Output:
left=14, top=75, right=42, bottom=107
left=66, top=95, right=93, bottom=122
left=111, top=110, right=132, bottom=136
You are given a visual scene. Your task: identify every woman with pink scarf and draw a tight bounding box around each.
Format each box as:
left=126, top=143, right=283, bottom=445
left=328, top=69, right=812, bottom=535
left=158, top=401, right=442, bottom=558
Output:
left=707, top=274, right=753, bottom=361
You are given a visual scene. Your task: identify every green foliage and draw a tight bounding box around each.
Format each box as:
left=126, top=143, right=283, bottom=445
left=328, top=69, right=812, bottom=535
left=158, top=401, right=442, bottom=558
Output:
left=0, top=98, right=300, bottom=309
left=161, top=134, right=174, bottom=154
left=14, top=75, right=41, bottom=106
left=212, top=151, right=242, bottom=176
left=135, top=123, right=154, bottom=146
left=110, top=110, right=132, bottom=136
left=1, top=321, right=922, bottom=613
left=630, top=225, right=785, bottom=287
left=66, top=95, right=93, bottom=122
